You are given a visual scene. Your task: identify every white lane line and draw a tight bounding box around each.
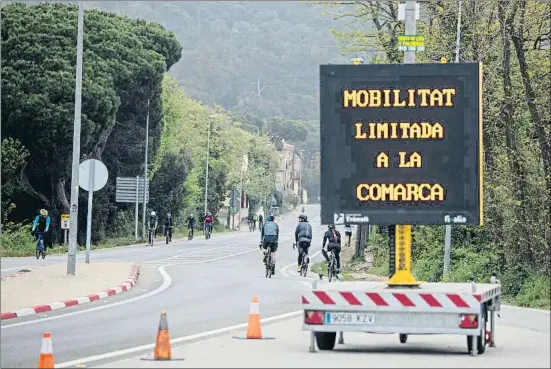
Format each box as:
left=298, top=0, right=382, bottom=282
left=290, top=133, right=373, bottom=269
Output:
left=55, top=310, right=303, bottom=368
left=143, top=240, right=249, bottom=263
left=502, top=304, right=551, bottom=314
left=1, top=264, right=173, bottom=329
left=0, top=266, right=34, bottom=272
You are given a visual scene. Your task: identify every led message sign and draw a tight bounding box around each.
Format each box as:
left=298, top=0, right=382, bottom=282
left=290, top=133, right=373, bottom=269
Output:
left=320, top=63, right=483, bottom=225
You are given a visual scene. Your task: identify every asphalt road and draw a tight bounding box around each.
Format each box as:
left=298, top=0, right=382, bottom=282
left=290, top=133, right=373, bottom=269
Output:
left=0, top=206, right=326, bottom=368
left=2, top=205, right=549, bottom=368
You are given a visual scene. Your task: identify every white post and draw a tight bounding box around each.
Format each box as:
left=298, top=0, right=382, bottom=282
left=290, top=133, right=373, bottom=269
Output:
left=67, top=2, right=84, bottom=275
left=445, top=0, right=462, bottom=275
left=444, top=225, right=452, bottom=275
left=134, top=176, right=139, bottom=240
left=404, top=1, right=417, bottom=64
left=454, top=1, right=463, bottom=63
left=85, top=159, right=95, bottom=264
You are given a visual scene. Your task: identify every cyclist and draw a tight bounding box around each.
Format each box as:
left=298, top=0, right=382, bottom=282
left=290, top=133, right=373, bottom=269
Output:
left=294, top=214, right=312, bottom=272
left=147, top=211, right=158, bottom=244
left=252, top=213, right=258, bottom=231
left=204, top=211, right=213, bottom=236
left=258, top=213, right=264, bottom=230
left=344, top=222, right=352, bottom=247
left=32, top=209, right=51, bottom=252
left=247, top=213, right=254, bottom=231
left=164, top=213, right=174, bottom=242
left=260, top=214, right=279, bottom=274
left=186, top=213, right=196, bottom=237
left=322, top=224, right=342, bottom=273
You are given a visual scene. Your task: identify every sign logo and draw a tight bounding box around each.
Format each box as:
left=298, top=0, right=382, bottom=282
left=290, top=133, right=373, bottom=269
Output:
left=444, top=215, right=467, bottom=224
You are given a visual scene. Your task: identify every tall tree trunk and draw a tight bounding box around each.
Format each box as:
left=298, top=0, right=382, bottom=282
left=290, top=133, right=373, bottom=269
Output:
left=510, top=1, right=551, bottom=258
left=54, top=178, right=71, bottom=213
left=498, top=1, right=533, bottom=267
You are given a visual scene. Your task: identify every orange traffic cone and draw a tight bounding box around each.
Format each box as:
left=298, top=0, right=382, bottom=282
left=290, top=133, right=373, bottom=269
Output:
left=233, top=297, right=275, bottom=340
left=246, top=296, right=262, bottom=339
left=38, top=332, right=54, bottom=368
left=140, top=312, right=184, bottom=361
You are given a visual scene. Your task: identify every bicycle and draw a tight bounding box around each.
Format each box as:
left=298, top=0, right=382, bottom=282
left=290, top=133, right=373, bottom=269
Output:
left=263, top=244, right=274, bottom=278
left=34, top=232, right=46, bottom=259
left=204, top=223, right=212, bottom=240
left=293, top=243, right=309, bottom=277
left=327, top=248, right=339, bottom=282
left=147, top=227, right=155, bottom=247
left=165, top=226, right=174, bottom=244
left=187, top=225, right=194, bottom=240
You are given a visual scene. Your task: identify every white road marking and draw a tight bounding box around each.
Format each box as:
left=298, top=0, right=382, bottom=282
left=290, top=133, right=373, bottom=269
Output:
left=55, top=310, right=303, bottom=368
left=0, top=266, right=33, bottom=272
left=1, top=264, right=173, bottom=330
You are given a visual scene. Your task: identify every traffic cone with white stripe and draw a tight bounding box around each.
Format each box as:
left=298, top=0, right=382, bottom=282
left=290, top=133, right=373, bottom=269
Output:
left=246, top=296, right=262, bottom=339
left=233, top=296, right=275, bottom=340
left=140, top=312, right=184, bottom=361
left=37, top=332, right=54, bottom=368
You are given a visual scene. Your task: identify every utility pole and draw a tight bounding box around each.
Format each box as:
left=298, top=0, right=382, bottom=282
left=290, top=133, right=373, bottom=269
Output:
left=205, top=115, right=215, bottom=216
left=238, top=138, right=246, bottom=230
left=299, top=149, right=304, bottom=206
left=351, top=57, right=366, bottom=260
left=141, top=99, right=150, bottom=240
left=444, top=0, right=462, bottom=276
left=67, top=2, right=84, bottom=276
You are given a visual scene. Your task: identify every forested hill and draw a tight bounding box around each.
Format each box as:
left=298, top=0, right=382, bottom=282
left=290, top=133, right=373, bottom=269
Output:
left=82, top=1, right=351, bottom=121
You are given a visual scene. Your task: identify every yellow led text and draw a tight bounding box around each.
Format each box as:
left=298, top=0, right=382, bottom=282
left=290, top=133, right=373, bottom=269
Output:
left=343, top=88, right=456, bottom=108
left=356, top=183, right=445, bottom=202
left=354, top=122, right=444, bottom=140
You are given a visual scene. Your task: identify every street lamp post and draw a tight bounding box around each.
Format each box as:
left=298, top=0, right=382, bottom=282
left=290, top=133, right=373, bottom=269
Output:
left=299, top=149, right=305, bottom=206
left=204, top=115, right=216, bottom=216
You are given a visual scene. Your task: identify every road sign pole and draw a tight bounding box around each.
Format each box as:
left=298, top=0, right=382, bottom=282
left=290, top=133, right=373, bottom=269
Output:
left=388, top=0, right=418, bottom=285
left=67, top=2, right=84, bottom=276
left=135, top=176, right=139, bottom=240
left=85, top=159, right=95, bottom=264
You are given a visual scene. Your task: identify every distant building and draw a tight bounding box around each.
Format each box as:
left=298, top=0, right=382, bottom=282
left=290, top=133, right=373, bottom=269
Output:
left=275, top=139, right=304, bottom=205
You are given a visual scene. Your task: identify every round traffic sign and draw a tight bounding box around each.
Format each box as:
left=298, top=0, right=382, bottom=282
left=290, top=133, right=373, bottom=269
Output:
left=79, top=159, right=108, bottom=192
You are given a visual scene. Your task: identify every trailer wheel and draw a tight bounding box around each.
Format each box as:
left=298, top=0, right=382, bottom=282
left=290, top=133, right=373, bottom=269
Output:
left=399, top=334, right=408, bottom=343
left=315, top=332, right=336, bottom=350
left=467, top=307, right=487, bottom=355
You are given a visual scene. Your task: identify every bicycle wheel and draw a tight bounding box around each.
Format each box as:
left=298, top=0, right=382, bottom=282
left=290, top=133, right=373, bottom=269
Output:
left=328, top=259, right=334, bottom=282
left=36, top=248, right=40, bottom=259
left=265, top=254, right=272, bottom=278
left=166, top=233, right=169, bottom=244
left=41, top=248, right=46, bottom=259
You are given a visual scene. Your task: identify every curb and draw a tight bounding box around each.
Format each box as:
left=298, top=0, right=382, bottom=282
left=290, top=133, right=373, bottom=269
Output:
left=1, top=264, right=140, bottom=320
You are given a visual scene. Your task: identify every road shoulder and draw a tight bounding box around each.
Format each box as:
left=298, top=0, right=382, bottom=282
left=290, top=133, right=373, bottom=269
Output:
left=96, top=315, right=550, bottom=368
left=1, top=262, right=139, bottom=320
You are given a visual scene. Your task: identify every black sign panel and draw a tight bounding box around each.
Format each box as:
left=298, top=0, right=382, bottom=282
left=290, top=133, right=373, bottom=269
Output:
left=320, top=63, right=483, bottom=226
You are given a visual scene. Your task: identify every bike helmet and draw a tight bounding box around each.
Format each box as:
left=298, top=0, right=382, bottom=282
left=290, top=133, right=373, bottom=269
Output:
left=328, top=224, right=335, bottom=229
left=167, top=213, right=172, bottom=217
left=190, top=213, right=194, bottom=217
left=267, top=215, right=275, bottom=221
left=298, top=214, right=307, bottom=221
left=151, top=211, right=156, bottom=216
left=40, top=209, right=48, bottom=216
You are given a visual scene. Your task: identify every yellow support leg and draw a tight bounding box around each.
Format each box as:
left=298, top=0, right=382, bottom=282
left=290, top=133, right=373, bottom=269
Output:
left=387, top=225, right=421, bottom=286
